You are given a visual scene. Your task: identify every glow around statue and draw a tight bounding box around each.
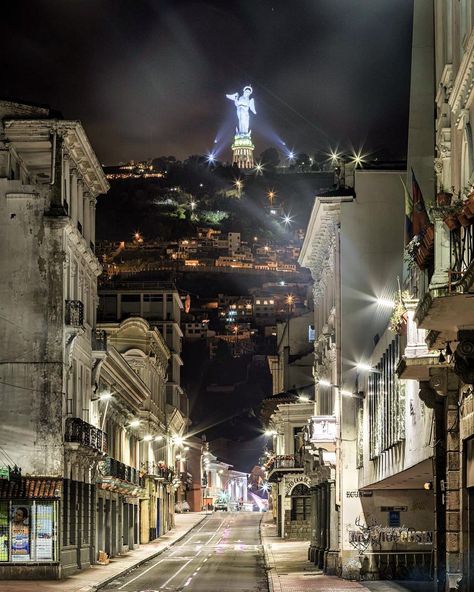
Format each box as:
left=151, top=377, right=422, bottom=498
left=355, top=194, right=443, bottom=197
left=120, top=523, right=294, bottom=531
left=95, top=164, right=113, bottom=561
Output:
left=226, top=85, right=256, bottom=136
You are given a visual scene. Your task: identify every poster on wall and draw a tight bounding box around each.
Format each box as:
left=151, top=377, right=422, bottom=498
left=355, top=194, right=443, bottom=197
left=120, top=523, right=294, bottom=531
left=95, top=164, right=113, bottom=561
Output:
left=0, top=502, right=8, bottom=562
left=11, top=505, right=30, bottom=561
left=35, top=503, right=54, bottom=560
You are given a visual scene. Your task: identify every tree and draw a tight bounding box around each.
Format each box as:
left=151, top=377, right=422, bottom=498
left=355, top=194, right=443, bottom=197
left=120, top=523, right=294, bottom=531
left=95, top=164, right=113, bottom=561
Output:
left=259, top=147, right=280, bottom=169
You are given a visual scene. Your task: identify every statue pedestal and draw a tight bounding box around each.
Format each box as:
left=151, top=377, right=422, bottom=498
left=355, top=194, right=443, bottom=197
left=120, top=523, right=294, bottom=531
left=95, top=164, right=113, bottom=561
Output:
left=232, top=134, right=254, bottom=169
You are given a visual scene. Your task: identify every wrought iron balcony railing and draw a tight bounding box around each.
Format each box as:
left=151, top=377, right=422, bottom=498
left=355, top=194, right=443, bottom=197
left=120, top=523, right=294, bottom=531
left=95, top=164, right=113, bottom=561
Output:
left=102, top=456, right=145, bottom=487
left=65, top=417, right=107, bottom=454
left=267, top=455, right=303, bottom=471
left=65, top=300, right=84, bottom=327
left=141, top=461, right=174, bottom=482
left=92, top=329, right=107, bottom=351
left=449, top=223, right=474, bottom=289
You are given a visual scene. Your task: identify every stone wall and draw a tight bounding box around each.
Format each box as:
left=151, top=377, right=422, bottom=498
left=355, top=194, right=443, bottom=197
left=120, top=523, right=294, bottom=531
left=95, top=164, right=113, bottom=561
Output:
left=283, top=510, right=311, bottom=540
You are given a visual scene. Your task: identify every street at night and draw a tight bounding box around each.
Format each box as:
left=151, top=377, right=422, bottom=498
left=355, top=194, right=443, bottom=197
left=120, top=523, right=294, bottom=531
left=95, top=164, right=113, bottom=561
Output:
left=102, top=513, right=266, bottom=592
left=1, top=2, right=474, bottom=592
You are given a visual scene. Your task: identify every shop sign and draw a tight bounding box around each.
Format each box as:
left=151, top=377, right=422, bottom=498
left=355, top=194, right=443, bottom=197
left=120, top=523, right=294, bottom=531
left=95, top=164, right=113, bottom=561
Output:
left=348, top=524, right=433, bottom=548
left=310, top=416, right=336, bottom=443
left=284, top=475, right=310, bottom=496
left=345, top=490, right=373, bottom=498
left=381, top=506, right=407, bottom=512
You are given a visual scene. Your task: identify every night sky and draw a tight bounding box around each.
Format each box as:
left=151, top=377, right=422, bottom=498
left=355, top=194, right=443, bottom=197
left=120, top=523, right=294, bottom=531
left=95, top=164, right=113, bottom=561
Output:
left=3, top=1, right=413, bottom=164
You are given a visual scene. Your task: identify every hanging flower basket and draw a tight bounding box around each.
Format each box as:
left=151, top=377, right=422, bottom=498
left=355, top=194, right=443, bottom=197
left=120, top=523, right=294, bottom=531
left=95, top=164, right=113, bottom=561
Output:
left=464, top=192, right=474, bottom=215
left=444, top=214, right=460, bottom=230
left=436, top=191, right=452, bottom=206
left=415, top=244, right=432, bottom=269
left=389, top=291, right=410, bottom=335
left=422, top=224, right=434, bottom=249
left=458, top=211, right=472, bottom=227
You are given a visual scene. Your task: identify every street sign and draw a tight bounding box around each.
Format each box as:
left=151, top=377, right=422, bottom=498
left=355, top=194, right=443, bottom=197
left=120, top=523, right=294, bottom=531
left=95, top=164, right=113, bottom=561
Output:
left=0, top=467, right=9, bottom=480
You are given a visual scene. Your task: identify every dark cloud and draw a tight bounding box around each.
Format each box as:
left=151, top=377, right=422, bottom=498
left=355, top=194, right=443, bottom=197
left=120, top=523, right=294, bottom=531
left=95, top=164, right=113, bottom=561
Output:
left=3, top=0, right=413, bottom=163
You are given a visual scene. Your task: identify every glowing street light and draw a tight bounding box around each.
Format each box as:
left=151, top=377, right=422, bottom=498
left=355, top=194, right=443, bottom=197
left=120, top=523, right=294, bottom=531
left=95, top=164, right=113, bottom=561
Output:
left=190, top=200, right=196, bottom=210
left=234, top=179, right=243, bottom=197
left=351, top=151, right=367, bottom=167
left=318, top=379, right=332, bottom=387
left=376, top=297, right=395, bottom=308
left=264, top=429, right=277, bottom=436
left=99, top=391, right=112, bottom=401
left=356, top=362, right=374, bottom=373
left=282, top=213, right=294, bottom=226
left=207, top=152, right=216, bottom=164
left=255, top=162, right=263, bottom=174
left=340, top=390, right=354, bottom=397
left=267, top=189, right=276, bottom=205
left=288, top=151, right=295, bottom=161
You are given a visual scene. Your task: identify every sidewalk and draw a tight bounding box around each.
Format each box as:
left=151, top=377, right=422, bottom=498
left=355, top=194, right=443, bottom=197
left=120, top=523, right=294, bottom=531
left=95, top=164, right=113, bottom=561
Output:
left=260, top=513, right=433, bottom=592
left=0, top=511, right=207, bottom=592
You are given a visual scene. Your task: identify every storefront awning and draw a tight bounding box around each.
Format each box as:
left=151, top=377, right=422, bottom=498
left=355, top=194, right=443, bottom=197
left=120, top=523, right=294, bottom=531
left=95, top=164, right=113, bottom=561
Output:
left=0, top=477, right=62, bottom=499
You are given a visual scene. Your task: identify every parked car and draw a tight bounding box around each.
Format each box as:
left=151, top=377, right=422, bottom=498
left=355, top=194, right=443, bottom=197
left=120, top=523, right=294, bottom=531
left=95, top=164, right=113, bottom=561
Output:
left=214, top=500, right=229, bottom=511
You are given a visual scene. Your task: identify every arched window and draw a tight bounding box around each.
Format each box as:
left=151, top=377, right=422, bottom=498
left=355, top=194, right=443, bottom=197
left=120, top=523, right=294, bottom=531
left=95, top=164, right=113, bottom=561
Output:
left=290, top=484, right=311, bottom=521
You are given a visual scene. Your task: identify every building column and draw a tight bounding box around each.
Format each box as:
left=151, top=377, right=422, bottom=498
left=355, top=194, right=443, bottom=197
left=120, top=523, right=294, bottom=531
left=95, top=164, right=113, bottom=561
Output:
left=325, top=478, right=339, bottom=575
left=430, top=212, right=451, bottom=287
left=90, top=199, right=96, bottom=250
left=83, top=191, right=91, bottom=244
left=70, top=170, right=78, bottom=224
left=77, top=179, right=84, bottom=233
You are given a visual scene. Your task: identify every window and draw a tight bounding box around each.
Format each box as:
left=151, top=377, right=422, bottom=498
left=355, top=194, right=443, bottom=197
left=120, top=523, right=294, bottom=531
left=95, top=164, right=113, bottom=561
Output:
left=144, top=294, right=163, bottom=302
left=121, top=294, right=140, bottom=317
left=368, top=336, right=405, bottom=459
left=290, top=484, right=311, bottom=521
left=0, top=501, right=58, bottom=563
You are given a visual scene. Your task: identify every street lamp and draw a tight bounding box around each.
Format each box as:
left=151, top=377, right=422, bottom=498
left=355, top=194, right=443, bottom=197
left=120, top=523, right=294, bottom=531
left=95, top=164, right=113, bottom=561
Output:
left=99, top=391, right=113, bottom=431
left=234, top=179, right=243, bottom=198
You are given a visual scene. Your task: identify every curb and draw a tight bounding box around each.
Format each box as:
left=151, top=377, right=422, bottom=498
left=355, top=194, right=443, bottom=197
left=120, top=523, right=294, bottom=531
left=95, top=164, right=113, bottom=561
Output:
left=91, top=513, right=209, bottom=591
left=259, top=517, right=279, bottom=592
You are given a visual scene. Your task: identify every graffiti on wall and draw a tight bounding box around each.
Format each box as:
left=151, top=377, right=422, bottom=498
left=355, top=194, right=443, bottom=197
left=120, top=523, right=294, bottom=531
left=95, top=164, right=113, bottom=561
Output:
left=348, top=516, right=433, bottom=552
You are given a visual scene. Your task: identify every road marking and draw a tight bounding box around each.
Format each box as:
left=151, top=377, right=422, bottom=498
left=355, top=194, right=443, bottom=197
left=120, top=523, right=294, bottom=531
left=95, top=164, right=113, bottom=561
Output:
left=119, top=515, right=228, bottom=591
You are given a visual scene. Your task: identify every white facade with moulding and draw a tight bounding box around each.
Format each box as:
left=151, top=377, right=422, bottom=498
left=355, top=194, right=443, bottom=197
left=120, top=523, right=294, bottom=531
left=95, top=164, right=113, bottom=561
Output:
left=299, top=167, right=405, bottom=577
left=0, top=101, right=109, bottom=578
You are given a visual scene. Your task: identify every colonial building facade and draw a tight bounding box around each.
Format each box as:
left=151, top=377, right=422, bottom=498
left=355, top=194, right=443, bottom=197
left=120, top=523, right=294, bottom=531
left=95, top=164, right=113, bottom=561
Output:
left=0, top=101, right=109, bottom=577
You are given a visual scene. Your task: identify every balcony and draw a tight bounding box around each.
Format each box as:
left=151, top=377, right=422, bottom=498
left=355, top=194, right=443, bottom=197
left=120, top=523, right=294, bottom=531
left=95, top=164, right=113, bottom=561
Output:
left=414, top=216, right=474, bottom=340
left=65, top=417, right=107, bottom=455
left=101, top=457, right=145, bottom=488
left=266, top=455, right=304, bottom=482
left=180, top=471, right=193, bottom=490
left=309, top=415, right=337, bottom=449
left=65, top=299, right=84, bottom=327
left=141, top=461, right=174, bottom=482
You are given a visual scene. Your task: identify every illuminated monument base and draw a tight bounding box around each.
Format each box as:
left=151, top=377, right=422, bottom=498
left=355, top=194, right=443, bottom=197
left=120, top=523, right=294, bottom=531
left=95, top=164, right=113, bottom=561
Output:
left=232, top=134, right=254, bottom=169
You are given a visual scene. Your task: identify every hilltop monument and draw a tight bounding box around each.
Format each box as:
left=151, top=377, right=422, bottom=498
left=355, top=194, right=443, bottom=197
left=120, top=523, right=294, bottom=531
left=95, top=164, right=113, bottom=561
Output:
left=226, top=85, right=256, bottom=169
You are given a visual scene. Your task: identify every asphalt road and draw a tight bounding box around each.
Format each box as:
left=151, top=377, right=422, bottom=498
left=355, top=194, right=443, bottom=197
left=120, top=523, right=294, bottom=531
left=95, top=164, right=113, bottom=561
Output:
left=102, top=512, right=268, bottom=592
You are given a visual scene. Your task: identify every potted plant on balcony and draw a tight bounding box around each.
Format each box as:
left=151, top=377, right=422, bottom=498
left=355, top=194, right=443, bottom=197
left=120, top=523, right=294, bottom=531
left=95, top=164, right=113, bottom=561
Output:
left=429, top=198, right=463, bottom=230
left=436, top=189, right=452, bottom=206
left=389, top=291, right=410, bottom=336
left=462, top=187, right=474, bottom=216
left=404, top=235, right=421, bottom=270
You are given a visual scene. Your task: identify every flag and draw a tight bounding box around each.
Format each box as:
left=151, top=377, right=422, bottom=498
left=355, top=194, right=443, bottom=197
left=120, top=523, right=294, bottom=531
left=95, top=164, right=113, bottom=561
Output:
left=411, top=169, right=430, bottom=237
left=400, top=176, right=413, bottom=245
